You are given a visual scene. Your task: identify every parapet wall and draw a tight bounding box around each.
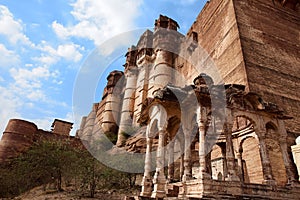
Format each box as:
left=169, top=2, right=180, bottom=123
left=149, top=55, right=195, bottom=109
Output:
left=0, top=119, right=38, bottom=161
left=0, top=118, right=83, bottom=163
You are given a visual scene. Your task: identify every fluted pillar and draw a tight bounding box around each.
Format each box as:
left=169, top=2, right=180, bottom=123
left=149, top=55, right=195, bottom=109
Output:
left=197, top=106, right=210, bottom=179
left=167, top=139, right=175, bottom=182
left=182, top=126, right=192, bottom=182
left=152, top=128, right=167, bottom=199
left=224, top=123, right=239, bottom=181
left=140, top=126, right=153, bottom=197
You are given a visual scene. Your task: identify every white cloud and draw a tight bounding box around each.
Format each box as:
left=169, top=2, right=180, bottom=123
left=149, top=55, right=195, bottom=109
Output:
left=9, top=66, right=55, bottom=101
left=32, top=112, right=76, bottom=134
left=179, top=0, right=197, bottom=4
left=0, top=44, right=20, bottom=68
left=163, top=0, right=198, bottom=5
left=10, top=66, right=51, bottom=83
left=33, top=117, right=54, bottom=131
left=52, top=0, right=143, bottom=46
left=34, top=42, right=83, bottom=65
left=0, top=5, right=32, bottom=45
left=57, top=44, right=83, bottom=62
left=52, top=21, right=69, bottom=39
left=0, top=86, right=22, bottom=137
left=65, top=111, right=78, bottom=136
left=25, top=63, right=33, bottom=67
left=33, top=55, right=58, bottom=66
left=26, top=89, right=46, bottom=101
left=53, top=79, right=63, bottom=85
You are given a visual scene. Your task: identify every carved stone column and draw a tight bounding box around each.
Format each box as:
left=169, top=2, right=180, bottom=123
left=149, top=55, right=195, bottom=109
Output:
left=278, top=120, right=296, bottom=185
left=220, top=144, right=228, bottom=181
left=224, top=123, right=239, bottom=181
left=236, top=151, right=244, bottom=182
left=152, top=128, right=167, bottom=199
left=280, top=139, right=296, bottom=184
left=256, top=131, right=276, bottom=185
left=179, top=136, right=185, bottom=181
left=197, top=106, right=210, bottom=179
left=182, top=126, right=192, bottom=182
left=140, top=127, right=153, bottom=197
left=167, top=139, right=175, bottom=182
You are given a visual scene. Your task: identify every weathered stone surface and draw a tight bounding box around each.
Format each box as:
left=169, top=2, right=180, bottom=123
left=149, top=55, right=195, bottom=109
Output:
left=51, top=119, right=73, bottom=136
left=189, top=0, right=300, bottom=135
left=0, top=119, right=83, bottom=162
left=233, top=0, right=300, bottom=134
left=2, top=0, right=299, bottom=199
left=0, top=119, right=37, bottom=162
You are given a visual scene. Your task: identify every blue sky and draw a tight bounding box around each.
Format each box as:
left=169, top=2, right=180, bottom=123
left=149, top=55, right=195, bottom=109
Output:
left=0, top=0, right=207, bottom=137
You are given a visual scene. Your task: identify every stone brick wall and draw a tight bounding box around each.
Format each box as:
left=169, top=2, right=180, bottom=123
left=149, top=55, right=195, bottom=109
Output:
left=241, top=136, right=264, bottom=184
left=0, top=119, right=37, bottom=162
left=233, top=0, right=300, bottom=133
left=186, top=0, right=300, bottom=134
left=187, top=0, right=248, bottom=86
left=0, top=119, right=84, bottom=162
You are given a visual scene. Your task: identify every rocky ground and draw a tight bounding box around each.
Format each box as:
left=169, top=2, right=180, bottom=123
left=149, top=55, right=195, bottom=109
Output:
left=1, top=186, right=140, bottom=200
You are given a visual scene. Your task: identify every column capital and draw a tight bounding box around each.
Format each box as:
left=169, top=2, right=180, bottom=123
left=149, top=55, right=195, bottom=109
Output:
left=223, top=122, right=233, bottom=134
left=254, top=128, right=266, bottom=139
left=196, top=106, right=208, bottom=125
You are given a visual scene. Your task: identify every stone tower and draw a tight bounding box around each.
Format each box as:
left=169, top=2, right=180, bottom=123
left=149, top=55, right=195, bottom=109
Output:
left=96, top=70, right=124, bottom=134
left=51, top=119, right=73, bottom=136
left=0, top=119, right=37, bottom=162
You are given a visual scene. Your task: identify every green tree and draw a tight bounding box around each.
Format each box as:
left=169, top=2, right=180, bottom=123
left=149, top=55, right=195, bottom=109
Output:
left=0, top=139, right=83, bottom=197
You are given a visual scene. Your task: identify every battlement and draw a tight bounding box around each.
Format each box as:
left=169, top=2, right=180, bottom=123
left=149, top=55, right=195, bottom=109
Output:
left=51, top=119, right=73, bottom=136
left=154, top=14, right=179, bottom=31
left=0, top=118, right=76, bottom=162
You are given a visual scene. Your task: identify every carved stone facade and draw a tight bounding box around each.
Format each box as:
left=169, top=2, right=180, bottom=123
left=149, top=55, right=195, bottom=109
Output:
left=77, top=0, right=300, bottom=199
left=138, top=77, right=300, bottom=199
left=1, top=0, right=298, bottom=199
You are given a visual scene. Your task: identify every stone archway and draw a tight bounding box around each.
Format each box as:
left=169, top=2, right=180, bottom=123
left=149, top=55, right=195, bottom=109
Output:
left=210, top=143, right=226, bottom=180
left=240, top=136, right=264, bottom=184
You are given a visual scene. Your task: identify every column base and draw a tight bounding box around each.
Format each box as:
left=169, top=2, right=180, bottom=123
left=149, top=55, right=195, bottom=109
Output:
left=151, top=190, right=166, bottom=199
left=225, top=174, right=240, bottom=182
left=198, top=172, right=211, bottom=180
left=152, top=171, right=167, bottom=199
left=262, top=179, right=277, bottom=186
left=286, top=180, right=300, bottom=188
left=151, top=183, right=167, bottom=199
left=182, top=174, right=192, bottom=182
left=140, top=176, right=153, bottom=197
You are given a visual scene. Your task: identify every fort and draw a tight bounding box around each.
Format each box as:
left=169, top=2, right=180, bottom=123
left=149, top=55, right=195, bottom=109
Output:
left=0, top=118, right=81, bottom=162
left=0, top=0, right=300, bottom=199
